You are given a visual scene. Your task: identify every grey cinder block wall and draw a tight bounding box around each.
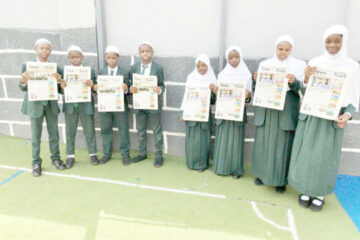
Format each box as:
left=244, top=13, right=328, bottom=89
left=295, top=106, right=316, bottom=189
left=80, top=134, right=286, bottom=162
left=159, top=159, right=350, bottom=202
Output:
left=0, top=0, right=359, bottom=176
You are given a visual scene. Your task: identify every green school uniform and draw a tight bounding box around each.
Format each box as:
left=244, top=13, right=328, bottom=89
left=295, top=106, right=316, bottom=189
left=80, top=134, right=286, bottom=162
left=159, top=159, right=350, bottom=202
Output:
left=251, top=80, right=301, bottom=186
left=98, top=66, right=131, bottom=159
left=61, top=68, right=97, bottom=156
left=20, top=63, right=62, bottom=166
left=288, top=104, right=355, bottom=197
left=129, top=61, right=165, bottom=158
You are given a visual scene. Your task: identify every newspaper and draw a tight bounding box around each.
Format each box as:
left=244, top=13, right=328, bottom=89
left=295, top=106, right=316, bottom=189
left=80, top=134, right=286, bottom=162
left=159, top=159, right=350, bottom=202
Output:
left=64, top=66, right=92, bottom=103
left=26, top=62, right=58, bottom=101
left=97, top=75, right=125, bottom=112
left=300, top=67, right=349, bottom=120
left=253, top=65, right=289, bottom=110
left=132, top=73, right=158, bottom=110
left=215, top=81, right=246, bottom=121
left=182, top=85, right=211, bottom=122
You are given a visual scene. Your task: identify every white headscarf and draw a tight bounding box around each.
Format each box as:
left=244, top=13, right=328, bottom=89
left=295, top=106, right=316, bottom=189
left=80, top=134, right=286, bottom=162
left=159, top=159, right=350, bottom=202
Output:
left=218, top=46, right=252, bottom=92
left=309, top=24, right=360, bottom=111
left=185, top=54, right=217, bottom=87
left=260, top=35, right=306, bottom=83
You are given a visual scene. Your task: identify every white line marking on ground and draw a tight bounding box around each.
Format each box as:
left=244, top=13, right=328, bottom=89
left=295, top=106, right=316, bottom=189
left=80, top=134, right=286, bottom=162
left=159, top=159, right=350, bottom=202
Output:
left=287, top=208, right=299, bottom=240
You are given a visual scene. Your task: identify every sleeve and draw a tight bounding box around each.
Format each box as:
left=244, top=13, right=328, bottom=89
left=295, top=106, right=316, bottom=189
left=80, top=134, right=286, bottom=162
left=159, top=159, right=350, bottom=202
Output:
left=289, top=79, right=301, bottom=94
left=158, top=66, right=165, bottom=96
left=19, top=64, right=28, bottom=91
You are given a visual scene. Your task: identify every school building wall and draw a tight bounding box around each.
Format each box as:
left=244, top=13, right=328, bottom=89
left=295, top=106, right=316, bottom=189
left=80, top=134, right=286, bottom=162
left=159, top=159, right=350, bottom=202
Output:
left=1, top=0, right=359, bottom=175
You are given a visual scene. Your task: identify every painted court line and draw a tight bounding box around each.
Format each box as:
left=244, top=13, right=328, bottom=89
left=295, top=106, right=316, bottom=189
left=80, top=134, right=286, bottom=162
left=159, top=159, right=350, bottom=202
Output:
left=0, top=170, right=24, bottom=186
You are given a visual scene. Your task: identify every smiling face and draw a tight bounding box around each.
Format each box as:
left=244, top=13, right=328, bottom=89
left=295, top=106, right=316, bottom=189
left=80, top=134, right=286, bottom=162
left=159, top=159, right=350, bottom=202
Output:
left=35, top=43, right=51, bottom=61
left=138, top=44, right=154, bottom=64
left=276, top=41, right=292, bottom=61
left=325, top=34, right=343, bottom=55
left=197, top=61, right=208, bottom=75
left=68, top=51, right=83, bottom=66
left=105, top=52, right=120, bottom=68
left=228, top=50, right=241, bottom=68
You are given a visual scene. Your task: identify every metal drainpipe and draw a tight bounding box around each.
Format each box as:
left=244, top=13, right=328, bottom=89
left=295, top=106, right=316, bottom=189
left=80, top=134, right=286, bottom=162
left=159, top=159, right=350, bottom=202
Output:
left=94, top=0, right=106, bottom=70
left=218, top=0, right=228, bottom=72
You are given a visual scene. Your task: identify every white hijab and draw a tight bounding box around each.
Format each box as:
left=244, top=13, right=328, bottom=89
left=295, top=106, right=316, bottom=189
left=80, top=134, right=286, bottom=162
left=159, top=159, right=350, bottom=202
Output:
left=309, top=24, right=360, bottom=111
left=260, top=35, right=306, bottom=83
left=218, top=46, right=252, bottom=92
left=185, top=54, right=217, bottom=87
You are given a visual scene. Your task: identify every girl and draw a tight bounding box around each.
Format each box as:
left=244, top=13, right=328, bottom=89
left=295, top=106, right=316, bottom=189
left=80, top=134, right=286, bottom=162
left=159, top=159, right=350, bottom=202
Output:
left=212, top=46, right=252, bottom=178
left=288, top=25, right=359, bottom=211
left=180, top=54, right=217, bottom=172
left=251, top=35, right=306, bottom=192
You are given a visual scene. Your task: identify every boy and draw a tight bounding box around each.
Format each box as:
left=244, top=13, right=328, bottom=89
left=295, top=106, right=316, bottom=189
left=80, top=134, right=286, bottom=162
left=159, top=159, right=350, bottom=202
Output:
left=60, top=45, right=98, bottom=168
left=94, top=45, right=131, bottom=165
left=20, top=38, right=64, bottom=177
left=129, top=42, right=165, bottom=167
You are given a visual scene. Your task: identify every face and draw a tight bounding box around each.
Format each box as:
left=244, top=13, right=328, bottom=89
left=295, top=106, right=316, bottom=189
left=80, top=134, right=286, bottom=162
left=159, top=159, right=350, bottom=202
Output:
left=325, top=34, right=342, bottom=55
left=228, top=50, right=241, bottom=68
left=35, top=43, right=51, bottom=60
left=105, top=53, right=120, bottom=68
left=276, top=41, right=292, bottom=61
left=197, top=61, right=208, bottom=75
left=138, top=44, right=154, bottom=63
left=68, top=51, right=83, bottom=66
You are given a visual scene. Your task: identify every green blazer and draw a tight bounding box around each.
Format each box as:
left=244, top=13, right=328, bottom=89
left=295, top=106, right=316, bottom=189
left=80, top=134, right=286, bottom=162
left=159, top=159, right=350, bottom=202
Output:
left=129, top=61, right=165, bottom=113
left=20, top=63, right=61, bottom=118
left=61, top=67, right=96, bottom=115
left=98, top=65, right=131, bottom=111
left=254, top=80, right=301, bottom=131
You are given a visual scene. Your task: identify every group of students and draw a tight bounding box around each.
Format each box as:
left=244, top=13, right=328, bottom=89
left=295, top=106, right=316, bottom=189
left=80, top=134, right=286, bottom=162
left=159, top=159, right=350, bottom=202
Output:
left=19, top=24, right=359, bottom=212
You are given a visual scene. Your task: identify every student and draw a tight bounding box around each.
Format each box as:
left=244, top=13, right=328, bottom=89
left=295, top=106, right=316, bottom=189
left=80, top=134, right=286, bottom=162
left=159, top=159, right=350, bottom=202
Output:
left=180, top=54, right=217, bottom=172
left=94, top=45, right=131, bottom=165
left=251, top=35, right=306, bottom=192
left=288, top=25, right=359, bottom=211
left=19, top=38, right=65, bottom=177
left=60, top=45, right=98, bottom=168
left=213, top=46, right=252, bottom=178
left=129, top=42, right=165, bottom=167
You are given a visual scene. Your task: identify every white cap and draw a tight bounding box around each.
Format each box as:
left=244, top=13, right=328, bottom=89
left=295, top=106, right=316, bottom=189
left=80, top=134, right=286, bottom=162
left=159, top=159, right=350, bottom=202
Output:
left=138, top=41, right=153, bottom=50
left=67, top=45, right=82, bottom=54
left=105, top=45, right=119, bottom=55
left=35, top=38, right=51, bottom=48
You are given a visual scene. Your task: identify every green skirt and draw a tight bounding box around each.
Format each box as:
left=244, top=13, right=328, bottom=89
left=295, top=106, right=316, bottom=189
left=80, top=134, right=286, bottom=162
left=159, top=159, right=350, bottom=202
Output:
left=185, top=122, right=210, bottom=170
left=288, top=116, right=344, bottom=197
left=213, top=120, right=245, bottom=175
left=251, top=109, right=294, bottom=186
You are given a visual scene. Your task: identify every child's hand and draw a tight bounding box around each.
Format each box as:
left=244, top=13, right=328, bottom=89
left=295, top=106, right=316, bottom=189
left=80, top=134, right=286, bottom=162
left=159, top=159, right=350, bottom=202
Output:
left=245, top=90, right=251, bottom=100
left=287, top=74, right=295, bottom=84
left=21, top=71, right=30, bottom=84
left=152, top=86, right=161, bottom=95
left=130, top=86, right=138, bottom=94
left=179, top=117, right=185, bottom=123
left=93, top=84, right=98, bottom=92
left=84, top=79, right=94, bottom=88
left=52, top=73, right=62, bottom=83
left=210, top=84, right=218, bottom=94
left=335, top=113, right=351, bottom=128
left=253, top=72, right=258, bottom=82
left=304, top=66, right=317, bottom=84
left=122, top=83, right=128, bottom=92
left=60, top=80, right=67, bottom=90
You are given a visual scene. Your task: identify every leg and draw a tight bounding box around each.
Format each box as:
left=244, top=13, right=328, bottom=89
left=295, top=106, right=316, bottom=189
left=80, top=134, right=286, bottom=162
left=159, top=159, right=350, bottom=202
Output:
left=150, top=112, right=163, bottom=159
left=100, top=112, right=114, bottom=158
left=136, top=110, right=148, bottom=156
left=79, top=111, right=97, bottom=155
left=44, top=105, right=60, bottom=161
left=65, top=108, right=79, bottom=156
left=114, top=112, right=130, bottom=158
left=30, top=115, right=44, bottom=166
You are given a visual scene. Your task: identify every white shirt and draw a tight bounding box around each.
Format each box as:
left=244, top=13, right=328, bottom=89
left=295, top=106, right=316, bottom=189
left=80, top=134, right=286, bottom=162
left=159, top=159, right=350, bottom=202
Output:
left=108, top=66, right=118, bottom=76
left=140, top=62, right=152, bottom=76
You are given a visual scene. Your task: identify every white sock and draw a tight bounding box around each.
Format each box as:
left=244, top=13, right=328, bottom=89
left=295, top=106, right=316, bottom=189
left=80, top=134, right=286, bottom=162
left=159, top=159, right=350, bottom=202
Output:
left=68, top=155, right=75, bottom=158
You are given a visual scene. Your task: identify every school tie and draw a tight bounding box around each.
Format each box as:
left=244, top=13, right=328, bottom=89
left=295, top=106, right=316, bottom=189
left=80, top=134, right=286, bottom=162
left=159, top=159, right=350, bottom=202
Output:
left=110, top=70, right=114, bottom=76
left=141, top=65, right=148, bottom=75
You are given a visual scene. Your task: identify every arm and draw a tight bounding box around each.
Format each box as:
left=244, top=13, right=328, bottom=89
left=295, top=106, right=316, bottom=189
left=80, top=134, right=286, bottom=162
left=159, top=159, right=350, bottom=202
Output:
left=157, top=66, right=165, bottom=96
left=19, top=64, right=28, bottom=92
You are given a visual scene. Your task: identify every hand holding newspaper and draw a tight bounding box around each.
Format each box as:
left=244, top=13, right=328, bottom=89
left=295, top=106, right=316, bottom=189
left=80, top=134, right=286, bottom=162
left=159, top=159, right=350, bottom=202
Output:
left=132, top=73, right=158, bottom=110
left=97, top=75, right=125, bottom=112
left=182, top=85, right=211, bottom=122
left=64, top=66, right=92, bottom=103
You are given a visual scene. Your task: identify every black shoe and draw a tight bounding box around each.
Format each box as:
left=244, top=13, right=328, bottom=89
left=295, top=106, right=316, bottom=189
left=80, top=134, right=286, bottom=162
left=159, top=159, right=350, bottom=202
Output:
left=90, top=155, right=100, bottom=165
left=298, top=194, right=311, bottom=208
left=65, top=157, right=75, bottom=169
left=100, top=156, right=111, bottom=164
left=275, top=186, right=286, bottom=193
left=154, top=157, right=163, bottom=168
left=32, top=164, right=41, bottom=177
left=122, top=157, right=131, bottom=166
left=254, top=178, right=263, bottom=185
left=310, top=197, right=325, bottom=212
left=131, top=154, right=147, bottom=163
left=232, top=174, right=242, bottom=179
left=52, top=159, right=65, bottom=170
